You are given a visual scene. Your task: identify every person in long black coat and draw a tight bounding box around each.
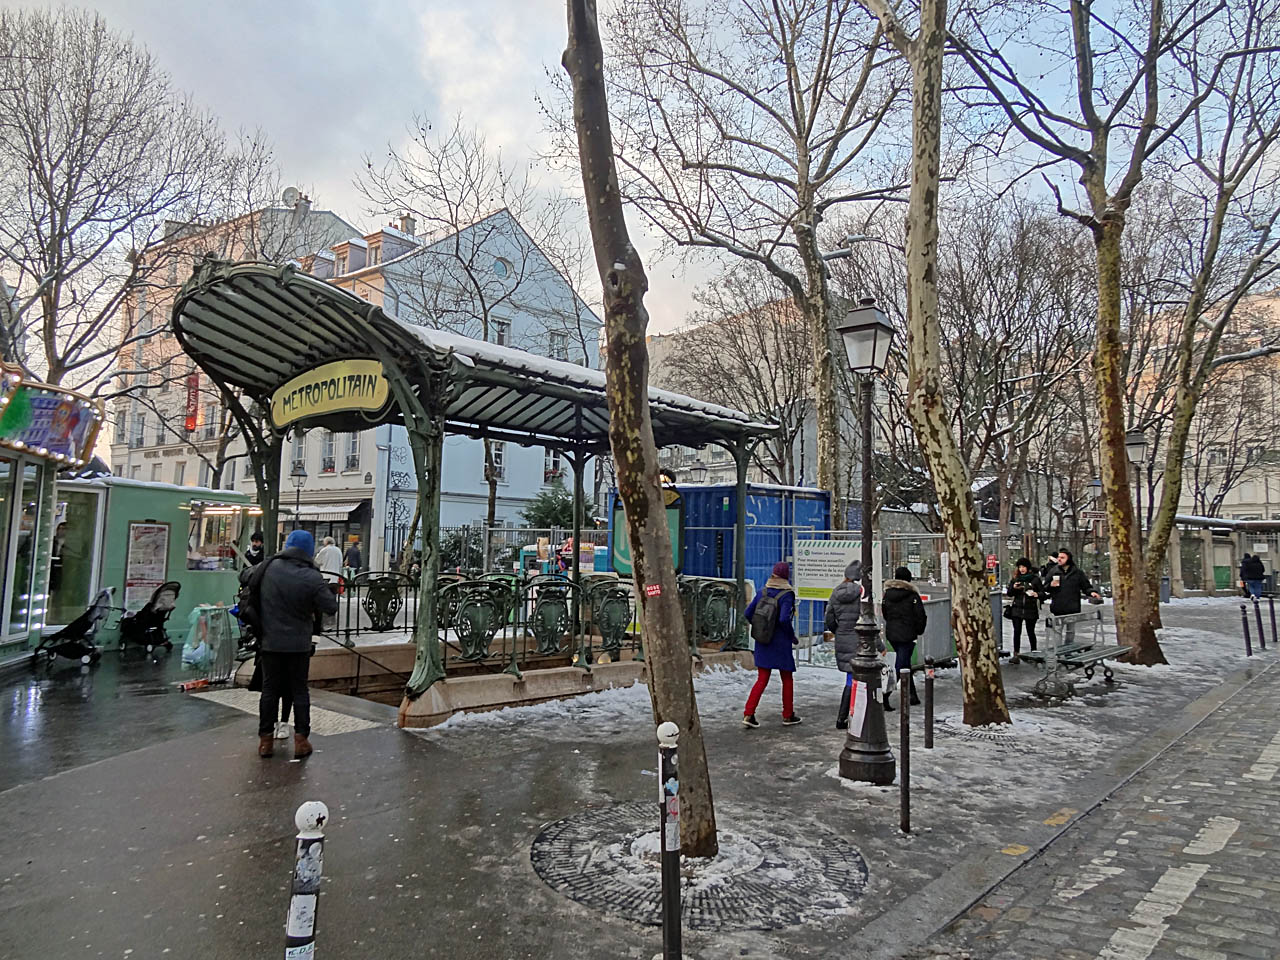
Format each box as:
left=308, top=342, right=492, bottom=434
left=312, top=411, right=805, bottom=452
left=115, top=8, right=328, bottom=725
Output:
left=881, top=566, right=927, bottom=710
left=1005, top=557, right=1043, bottom=663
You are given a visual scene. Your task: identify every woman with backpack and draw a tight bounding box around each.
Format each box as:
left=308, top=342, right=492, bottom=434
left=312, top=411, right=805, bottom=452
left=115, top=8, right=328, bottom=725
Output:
left=741, top=561, right=802, bottom=728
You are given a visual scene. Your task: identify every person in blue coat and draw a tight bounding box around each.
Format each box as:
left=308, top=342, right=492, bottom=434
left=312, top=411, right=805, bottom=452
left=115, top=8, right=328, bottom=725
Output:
left=741, top=561, right=802, bottom=728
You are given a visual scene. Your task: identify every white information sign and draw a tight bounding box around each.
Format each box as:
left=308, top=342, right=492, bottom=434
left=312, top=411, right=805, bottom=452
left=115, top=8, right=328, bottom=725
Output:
left=793, top=539, right=880, bottom=601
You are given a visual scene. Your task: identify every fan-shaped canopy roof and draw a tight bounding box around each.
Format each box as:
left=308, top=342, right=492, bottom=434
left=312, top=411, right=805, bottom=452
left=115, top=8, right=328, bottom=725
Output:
left=172, top=261, right=777, bottom=452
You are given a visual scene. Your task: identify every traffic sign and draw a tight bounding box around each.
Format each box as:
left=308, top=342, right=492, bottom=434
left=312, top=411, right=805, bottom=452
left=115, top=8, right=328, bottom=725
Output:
left=1080, top=510, right=1107, bottom=521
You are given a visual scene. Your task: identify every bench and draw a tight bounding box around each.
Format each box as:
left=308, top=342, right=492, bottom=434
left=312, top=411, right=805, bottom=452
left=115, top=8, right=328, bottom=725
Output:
left=1030, top=610, right=1119, bottom=698
left=1058, top=644, right=1131, bottom=683
left=1018, top=640, right=1096, bottom=665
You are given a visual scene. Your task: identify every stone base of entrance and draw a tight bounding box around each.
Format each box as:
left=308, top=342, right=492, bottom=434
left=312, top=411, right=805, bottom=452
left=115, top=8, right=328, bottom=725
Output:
left=396, top=649, right=756, bottom=729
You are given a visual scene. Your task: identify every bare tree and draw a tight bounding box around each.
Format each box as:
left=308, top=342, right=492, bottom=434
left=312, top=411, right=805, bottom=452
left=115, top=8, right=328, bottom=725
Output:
left=854, top=0, right=1016, bottom=724
left=654, top=266, right=813, bottom=483
left=564, top=0, right=719, bottom=858
left=362, top=117, right=597, bottom=528
left=552, top=0, right=906, bottom=513
left=0, top=8, right=224, bottom=387
left=947, top=0, right=1280, bottom=662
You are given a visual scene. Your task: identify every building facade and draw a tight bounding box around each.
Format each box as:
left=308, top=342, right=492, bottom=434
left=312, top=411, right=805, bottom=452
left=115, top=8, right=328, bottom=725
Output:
left=238, top=208, right=603, bottom=568
left=108, top=192, right=359, bottom=492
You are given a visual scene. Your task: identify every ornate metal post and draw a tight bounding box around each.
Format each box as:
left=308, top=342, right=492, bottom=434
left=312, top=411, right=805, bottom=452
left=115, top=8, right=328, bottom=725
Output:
left=838, top=375, right=895, bottom=784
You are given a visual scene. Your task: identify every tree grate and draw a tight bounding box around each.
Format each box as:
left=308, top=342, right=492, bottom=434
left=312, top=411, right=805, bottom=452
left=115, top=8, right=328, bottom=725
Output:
left=530, top=801, right=869, bottom=931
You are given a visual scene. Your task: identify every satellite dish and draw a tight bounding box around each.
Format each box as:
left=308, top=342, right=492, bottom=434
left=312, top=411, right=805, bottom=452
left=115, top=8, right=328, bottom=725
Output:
left=282, top=186, right=300, bottom=205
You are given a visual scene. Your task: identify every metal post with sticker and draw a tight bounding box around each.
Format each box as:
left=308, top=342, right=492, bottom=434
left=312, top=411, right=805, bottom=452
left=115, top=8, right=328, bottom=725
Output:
left=656, top=721, right=682, bottom=959
left=285, top=801, right=328, bottom=959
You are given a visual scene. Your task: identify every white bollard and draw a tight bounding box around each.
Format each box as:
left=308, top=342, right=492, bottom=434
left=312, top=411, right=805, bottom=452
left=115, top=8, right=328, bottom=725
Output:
left=284, top=801, right=328, bottom=959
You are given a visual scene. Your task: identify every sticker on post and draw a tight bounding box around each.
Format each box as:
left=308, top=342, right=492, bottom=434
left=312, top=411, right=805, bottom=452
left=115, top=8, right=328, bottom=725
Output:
left=849, top=680, right=869, bottom=737
left=286, top=893, right=317, bottom=938
left=665, top=821, right=680, bottom=852
left=285, top=946, right=315, bottom=960
left=667, top=796, right=680, bottom=819
left=645, top=583, right=662, bottom=597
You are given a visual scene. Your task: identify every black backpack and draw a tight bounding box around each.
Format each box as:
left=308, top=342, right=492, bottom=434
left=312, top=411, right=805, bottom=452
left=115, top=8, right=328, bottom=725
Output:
left=750, top=590, right=784, bottom=646
left=236, top=556, right=277, bottom=633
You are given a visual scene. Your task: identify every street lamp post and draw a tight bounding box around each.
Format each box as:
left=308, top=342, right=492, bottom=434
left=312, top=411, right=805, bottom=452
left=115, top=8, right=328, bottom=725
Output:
left=834, top=298, right=896, bottom=785
left=687, top=463, right=708, bottom=484
left=290, top=461, right=308, bottom=534
left=1125, top=427, right=1148, bottom=558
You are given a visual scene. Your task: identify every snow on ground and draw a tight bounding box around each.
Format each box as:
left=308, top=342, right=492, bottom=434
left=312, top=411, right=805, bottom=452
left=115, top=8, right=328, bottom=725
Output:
left=411, top=597, right=1272, bottom=943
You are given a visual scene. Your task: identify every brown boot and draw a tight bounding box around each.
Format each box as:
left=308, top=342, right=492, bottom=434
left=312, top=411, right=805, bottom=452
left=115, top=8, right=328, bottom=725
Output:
left=258, top=735, right=274, bottom=758
left=293, top=733, right=313, bottom=758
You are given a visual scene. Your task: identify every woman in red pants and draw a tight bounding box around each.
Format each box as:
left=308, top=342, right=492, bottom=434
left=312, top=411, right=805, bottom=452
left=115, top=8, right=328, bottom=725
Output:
left=742, top=561, right=802, bottom=727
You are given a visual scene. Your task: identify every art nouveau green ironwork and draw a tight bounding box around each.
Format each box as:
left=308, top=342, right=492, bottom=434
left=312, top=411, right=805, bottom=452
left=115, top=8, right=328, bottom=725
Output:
left=171, top=261, right=776, bottom=703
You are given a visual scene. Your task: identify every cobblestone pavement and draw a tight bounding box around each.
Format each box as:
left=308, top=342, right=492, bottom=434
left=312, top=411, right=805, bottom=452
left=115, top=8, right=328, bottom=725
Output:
left=915, top=658, right=1280, bottom=960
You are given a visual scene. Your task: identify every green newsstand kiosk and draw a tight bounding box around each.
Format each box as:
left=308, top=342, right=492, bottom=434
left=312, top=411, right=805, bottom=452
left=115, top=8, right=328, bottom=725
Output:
left=49, top=478, right=256, bottom=649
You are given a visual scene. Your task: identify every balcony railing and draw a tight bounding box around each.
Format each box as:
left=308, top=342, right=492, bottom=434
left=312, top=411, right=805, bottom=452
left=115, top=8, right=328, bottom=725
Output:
left=345, top=453, right=360, bottom=471
left=321, top=456, right=336, bottom=474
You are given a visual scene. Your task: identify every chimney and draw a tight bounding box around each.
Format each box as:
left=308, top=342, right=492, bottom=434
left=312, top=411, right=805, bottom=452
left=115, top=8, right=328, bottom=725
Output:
left=399, top=212, right=416, bottom=236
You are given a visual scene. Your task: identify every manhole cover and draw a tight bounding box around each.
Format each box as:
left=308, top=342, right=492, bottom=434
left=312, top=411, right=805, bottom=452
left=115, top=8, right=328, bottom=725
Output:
left=530, top=801, right=868, bottom=930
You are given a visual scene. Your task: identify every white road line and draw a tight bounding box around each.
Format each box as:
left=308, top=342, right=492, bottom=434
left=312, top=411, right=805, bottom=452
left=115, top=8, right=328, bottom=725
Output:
left=1243, top=729, right=1280, bottom=781
left=1098, top=862, right=1210, bottom=960
left=1057, top=850, right=1125, bottom=901
left=1182, top=817, right=1240, bottom=856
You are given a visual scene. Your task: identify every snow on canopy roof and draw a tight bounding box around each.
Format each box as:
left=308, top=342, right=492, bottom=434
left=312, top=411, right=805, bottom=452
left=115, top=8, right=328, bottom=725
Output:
left=171, top=260, right=778, bottom=452
left=400, top=322, right=769, bottom=431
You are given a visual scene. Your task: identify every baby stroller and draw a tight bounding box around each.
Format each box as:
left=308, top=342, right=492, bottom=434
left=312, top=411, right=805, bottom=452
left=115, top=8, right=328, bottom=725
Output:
left=33, top=586, right=114, bottom=665
left=118, top=581, right=182, bottom=653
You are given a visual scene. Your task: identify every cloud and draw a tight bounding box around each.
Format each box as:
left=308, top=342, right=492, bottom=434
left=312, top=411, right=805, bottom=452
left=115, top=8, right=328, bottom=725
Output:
left=22, top=0, right=708, bottom=329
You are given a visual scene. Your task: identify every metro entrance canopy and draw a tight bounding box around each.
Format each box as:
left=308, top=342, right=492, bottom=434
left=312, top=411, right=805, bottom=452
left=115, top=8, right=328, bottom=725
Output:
left=171, top=260, right=778, bottom=696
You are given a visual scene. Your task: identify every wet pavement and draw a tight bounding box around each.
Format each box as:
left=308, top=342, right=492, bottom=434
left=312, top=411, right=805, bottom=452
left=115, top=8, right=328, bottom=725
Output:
left=0, top=598, right=1272, bottom=959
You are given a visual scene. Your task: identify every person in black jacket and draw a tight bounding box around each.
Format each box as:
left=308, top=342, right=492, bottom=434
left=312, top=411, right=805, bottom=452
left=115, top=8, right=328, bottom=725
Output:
left=252, top=529, right=338, bottom=759
left=1005, top=557, right=1043, bottom=663
left=881, top=566, right=926, bottom=710
left=1043, top=548, right=1101, bottom=616
left=1243, top=553, right=1267, bottom=598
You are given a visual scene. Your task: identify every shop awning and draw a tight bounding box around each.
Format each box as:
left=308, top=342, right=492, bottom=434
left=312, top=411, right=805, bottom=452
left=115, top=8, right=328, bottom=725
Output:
left=295, top=502, right=362, bottom=521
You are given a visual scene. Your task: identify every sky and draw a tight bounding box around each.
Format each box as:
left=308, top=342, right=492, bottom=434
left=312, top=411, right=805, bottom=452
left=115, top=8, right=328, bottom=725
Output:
left=24, top=0, right=710, bottom=331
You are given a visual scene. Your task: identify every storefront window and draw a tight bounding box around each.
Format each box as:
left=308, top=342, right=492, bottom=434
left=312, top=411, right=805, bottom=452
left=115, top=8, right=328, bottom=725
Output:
left=49, top=490, right=100, bottom=625
left=187, top=504, right=244, bottom=571
left=9, top=463, right=42, bottom=635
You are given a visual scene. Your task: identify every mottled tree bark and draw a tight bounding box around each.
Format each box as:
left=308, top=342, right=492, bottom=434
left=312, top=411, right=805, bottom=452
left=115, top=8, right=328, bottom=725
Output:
left=861, top=0, right=1010, bottom=725
left=1091, top=221, right=1167, bottom=664
left=564, top=0, right=717, bottom=857
left=796, top=213, right=844, bottom=513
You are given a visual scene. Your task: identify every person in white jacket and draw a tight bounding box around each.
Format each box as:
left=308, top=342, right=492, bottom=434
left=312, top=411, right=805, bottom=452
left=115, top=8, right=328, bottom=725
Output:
left=315, top=536, right=343, bottom=583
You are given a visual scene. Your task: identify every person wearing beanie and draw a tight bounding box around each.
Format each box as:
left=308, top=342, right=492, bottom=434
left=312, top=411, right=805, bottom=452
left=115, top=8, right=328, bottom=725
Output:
left=880, top=566, right=926, bottom=710
left=741, top=560, right=802, bottom=728
left=244, top=529, right=266, bottom=567
left=251, top=528, right=338, bottom=759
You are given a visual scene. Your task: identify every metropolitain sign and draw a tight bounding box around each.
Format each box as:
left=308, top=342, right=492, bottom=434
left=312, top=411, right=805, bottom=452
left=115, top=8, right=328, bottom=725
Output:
left=270, top=359, right=391, bottom=429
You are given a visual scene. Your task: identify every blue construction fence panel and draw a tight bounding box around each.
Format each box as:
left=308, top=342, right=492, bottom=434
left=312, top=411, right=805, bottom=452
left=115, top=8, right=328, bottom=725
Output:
left=608, top=484, right=831, bottom=625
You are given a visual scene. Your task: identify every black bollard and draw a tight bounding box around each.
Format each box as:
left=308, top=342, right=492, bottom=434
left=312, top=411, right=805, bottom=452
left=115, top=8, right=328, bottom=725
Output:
left=1242, top=603, right=1254, bottom=657
left=1255, top=597, right=1267, bottom=651
left=285, top=801, right=328, bottom=960
left=899, top=668, right=911, bottom=834
left=1270, top=596, right=1277, bottom=650
left=924, top=663, right=935, bottom=750
left=656, top=722, right=682, bottom=960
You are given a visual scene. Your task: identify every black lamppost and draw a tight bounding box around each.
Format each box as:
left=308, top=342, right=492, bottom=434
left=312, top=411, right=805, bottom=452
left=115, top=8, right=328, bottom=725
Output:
left=834, top=298, right=897, bottom=785
left=687, top=463, right=709, bottom=484
left=1126, top=427, right=1148, bottom=555
left=290, top=461, right=307, bottom=534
